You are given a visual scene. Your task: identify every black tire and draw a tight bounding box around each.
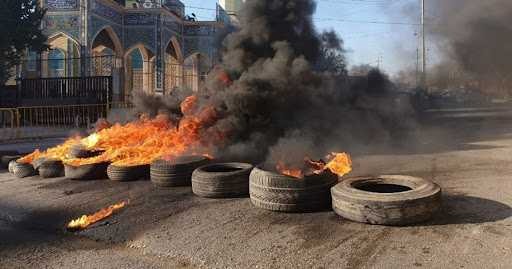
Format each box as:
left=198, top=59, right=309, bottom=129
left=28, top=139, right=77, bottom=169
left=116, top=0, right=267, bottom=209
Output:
left=331, top=175, right=442, bottom=226
left=2, top=155, right=21, bottom=170
left=249, top=167, right=339, bottom=213
left=38, top=159, right=65, bottom=179
left=150, top=156, right=210, bottom=187
left=107, top=164, right=150, bottom=182
left=68, top=146, right=103, bottom=159
left=192, top=163, right=254, bottom=198
left=12, top=162, right=36, bottom=178
left=65, top=162, right=109, bottom=180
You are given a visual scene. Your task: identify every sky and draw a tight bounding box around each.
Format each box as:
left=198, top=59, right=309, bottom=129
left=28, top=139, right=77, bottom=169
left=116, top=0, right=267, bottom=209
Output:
left=182, top=0, right=426, bottom=75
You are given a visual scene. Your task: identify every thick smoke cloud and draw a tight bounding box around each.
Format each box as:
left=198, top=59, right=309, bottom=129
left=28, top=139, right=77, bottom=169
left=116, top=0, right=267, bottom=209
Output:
left=407, top=0, right=512, bottom=95
left=135, top=0, right=414, bottom=170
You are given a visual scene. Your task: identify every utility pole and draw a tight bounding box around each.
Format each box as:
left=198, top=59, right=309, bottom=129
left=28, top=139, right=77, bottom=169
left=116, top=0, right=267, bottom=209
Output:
left=421, top=0, right=427, bottom=89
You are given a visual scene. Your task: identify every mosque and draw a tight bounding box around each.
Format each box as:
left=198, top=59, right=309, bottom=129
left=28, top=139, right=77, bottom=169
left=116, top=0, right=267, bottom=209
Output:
left=18, top=0, right=244, bottom=102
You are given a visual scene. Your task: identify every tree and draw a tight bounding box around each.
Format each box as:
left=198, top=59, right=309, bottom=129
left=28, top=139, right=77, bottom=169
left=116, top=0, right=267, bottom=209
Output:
left=0, top=0, right=47, bottom=85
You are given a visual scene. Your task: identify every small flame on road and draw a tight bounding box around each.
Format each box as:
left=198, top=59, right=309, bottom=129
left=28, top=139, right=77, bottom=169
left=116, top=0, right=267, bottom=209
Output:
left=67, top=201, right=128, bottom=230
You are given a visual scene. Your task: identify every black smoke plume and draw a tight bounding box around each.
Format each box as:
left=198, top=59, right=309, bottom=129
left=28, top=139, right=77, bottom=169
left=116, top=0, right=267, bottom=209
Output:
left=400, top=0, right=512, bottom=96
left=135, top=0, right=414, bottom=170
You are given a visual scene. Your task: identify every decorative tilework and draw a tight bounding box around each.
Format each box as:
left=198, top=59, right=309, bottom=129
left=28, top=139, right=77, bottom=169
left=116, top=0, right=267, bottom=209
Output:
left=45, top=0, right=78, bottom=10
left=184, top=24, right=214, bottom=36
left=163, top=18, right=181, bottom=33
left=92, top=1, right=123, bottom=25
left=124, top=28, right=156, bottom=52
left=44, top=15, right=80, bottom=41
left=89, top=16, right=123, bottom=48
left=125, top=13, right=155, bottom=25
left=184, top=37, right=212, bottom=59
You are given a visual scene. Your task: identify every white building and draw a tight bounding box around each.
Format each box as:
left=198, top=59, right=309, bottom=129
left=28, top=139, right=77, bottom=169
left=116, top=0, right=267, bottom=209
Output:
left=218, top=0, right=245, bottom=23
left=219, top=0, right=244, bottom=15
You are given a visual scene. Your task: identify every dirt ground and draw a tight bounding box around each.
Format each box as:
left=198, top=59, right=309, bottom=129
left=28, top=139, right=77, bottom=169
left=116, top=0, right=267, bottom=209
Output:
left=1, top=108, right=511, bottom=269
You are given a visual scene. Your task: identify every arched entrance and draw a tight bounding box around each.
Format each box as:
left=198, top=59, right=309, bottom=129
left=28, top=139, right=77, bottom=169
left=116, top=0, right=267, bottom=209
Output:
left=90, top=27, right=124, bottom=100
left=164, top=37, right=183, bottom=94
left=44, top=33, right=81, bottom=78
left=183, top=53, right=212, bottom=92
left=124, top=45, right=155, bottom=96
left=91, top=27, right=123, bottom=75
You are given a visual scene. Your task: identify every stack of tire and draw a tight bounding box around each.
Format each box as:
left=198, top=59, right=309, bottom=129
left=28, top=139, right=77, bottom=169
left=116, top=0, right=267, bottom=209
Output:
left=151, top=156, right=210, bottom=187
left=192, top=163, right=254, bottom=198
left=108, top=164, right=150, bottom=182
left=249, top=167, right=339, bottom=213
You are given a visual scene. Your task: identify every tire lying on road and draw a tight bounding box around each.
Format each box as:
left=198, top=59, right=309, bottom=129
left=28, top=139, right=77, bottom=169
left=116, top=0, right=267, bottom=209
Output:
left=8, top=159, right=20, bottom=174
left=12, top=162, right=36, bottom=178
left=150, top=156, right=210, bottom=187
left=331, top=175, right=442, bottom=226
left=39, top=159, right=65, bottom=178
left=2, top=155, right=21, bottom=171
left=108, top=164, right=150, bottom=182
left=192, top=163, right=254, bottom=198
left=249, top=167, right=339, bottom=213
left=65, top=162, right=109, bottom=180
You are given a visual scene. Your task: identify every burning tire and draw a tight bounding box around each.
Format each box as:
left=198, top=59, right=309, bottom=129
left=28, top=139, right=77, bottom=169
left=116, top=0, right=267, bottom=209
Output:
left=65, top=162, right=109, bottom=180
left=38, top=159, right=65, bottom=179
left=2, top=155, right=21, bottom=170
left=32, top=157, right=48, bottom=171
left=150, top=156, right=210, bottom=187
left=68, top=146, right=103, bottom=159
left=192, top=163, right=254, bottom=198
left=12, top=162, right=36, bottom=178
left=331, top=175, right=442, bottom=226
left=107, top=164, right=150, bottom=182
left=249, top=167, right=339, bottom=212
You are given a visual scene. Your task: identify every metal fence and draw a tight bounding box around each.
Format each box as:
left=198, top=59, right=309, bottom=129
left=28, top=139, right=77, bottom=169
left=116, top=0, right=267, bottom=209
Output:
left=18, top=76, right=113, bottom=103
left=0, top=102, right=133, bottom=141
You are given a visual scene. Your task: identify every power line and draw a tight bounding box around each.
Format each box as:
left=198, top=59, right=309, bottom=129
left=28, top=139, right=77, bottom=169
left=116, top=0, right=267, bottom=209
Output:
left=184, top=5, right=421, bottom=26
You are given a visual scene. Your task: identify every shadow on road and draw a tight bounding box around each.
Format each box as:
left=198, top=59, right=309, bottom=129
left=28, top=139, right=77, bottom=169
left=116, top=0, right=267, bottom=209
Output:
left=422, top=194, right=512, bottom=226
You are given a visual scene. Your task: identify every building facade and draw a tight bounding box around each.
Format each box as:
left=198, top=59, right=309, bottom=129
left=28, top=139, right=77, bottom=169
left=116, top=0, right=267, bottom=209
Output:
left=20, top=0, right=228, bottom=101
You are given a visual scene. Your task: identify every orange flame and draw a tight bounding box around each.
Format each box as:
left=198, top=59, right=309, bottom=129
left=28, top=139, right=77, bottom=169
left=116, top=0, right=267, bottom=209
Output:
left=17, top=137, right=83, bottom=164
left=67, top=201, right=127, bottom=230
left=276, top=161, right=304, bottom=178
left=321, top=152, right=352, bottom=177
left=276, top=152, right=352, bottom=179
left=59, top=96, right=220, bottom=167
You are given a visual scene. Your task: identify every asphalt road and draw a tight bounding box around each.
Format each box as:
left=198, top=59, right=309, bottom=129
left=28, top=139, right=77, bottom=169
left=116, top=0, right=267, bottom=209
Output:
left=1, top=108, right=512, bottom=269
